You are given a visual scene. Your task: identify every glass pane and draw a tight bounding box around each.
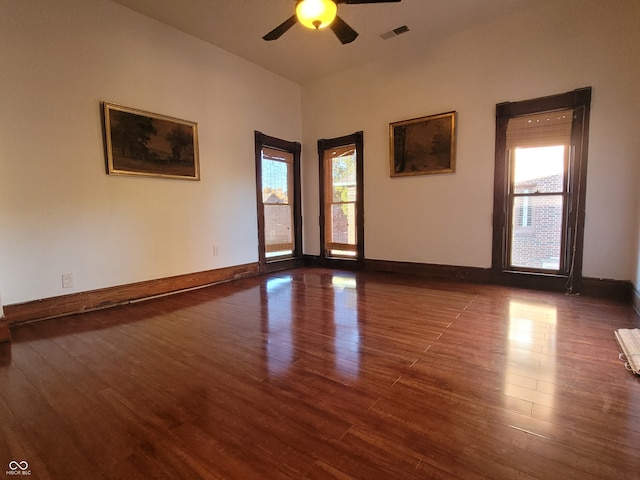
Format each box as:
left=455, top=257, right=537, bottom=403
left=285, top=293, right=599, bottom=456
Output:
left=264, top=204, right=292, bottom=249
left=513, top=146, right=565, bottom=194
left=332, top=184, right=357, bottom=203
left=331, top=203, right=356, bottom=245
left=332, top=155, right=356, bottom=202
left=266, top=249, right=292, bottom=259
left=510, top=195, right=563, bottom=270
left=330, top=249, right=357, bottom=258
left=262, top=158, right=289, bottom=203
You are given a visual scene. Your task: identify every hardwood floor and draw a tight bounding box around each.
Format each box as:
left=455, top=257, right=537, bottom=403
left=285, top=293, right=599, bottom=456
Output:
left=1, top=267, right=639, bottom=479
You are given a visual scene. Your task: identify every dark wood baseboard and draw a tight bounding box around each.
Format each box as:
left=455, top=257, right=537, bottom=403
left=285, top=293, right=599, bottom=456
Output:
left=632, top=285, right=640, bottom=316
left=364, top=258, right=492, bottom=283
left=581, top=276, right=633, bottom=303
left=490, top=269, right=571, bottom=292
left=303, top=255, right=363, bottom=271
left=3, top=263, right=259, bottom=331
left=0, top=318, right=8, bottom=344
left=262, top=257, right=304, bottom=274
left=306, top=256, right=634, bottom=304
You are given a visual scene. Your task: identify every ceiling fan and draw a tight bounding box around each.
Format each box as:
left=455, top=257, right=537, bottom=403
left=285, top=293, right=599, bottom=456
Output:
left=263, top=0, right=401, bottom=45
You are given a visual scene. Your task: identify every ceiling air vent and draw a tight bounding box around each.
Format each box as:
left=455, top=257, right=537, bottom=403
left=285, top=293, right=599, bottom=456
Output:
left=379, top=25, right=409, bottom=40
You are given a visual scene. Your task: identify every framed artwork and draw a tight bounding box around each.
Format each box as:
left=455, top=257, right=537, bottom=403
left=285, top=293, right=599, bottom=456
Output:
left=390, top=111, right=456, bottom=177
left=102, top=102, right=200, bottom=180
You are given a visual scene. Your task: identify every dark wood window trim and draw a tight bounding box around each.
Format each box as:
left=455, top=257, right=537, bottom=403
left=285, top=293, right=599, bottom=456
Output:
left=254, top=131, right=303, bottom=274
left=491, top=87, right=591, bottom=293
left=318, top=131, right=365, bottom=268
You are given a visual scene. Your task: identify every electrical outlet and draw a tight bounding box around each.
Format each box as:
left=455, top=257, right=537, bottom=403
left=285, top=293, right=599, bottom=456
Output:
left=213, top=245, right=219, bottom=256
left=62, top=273, right=74, bottom=289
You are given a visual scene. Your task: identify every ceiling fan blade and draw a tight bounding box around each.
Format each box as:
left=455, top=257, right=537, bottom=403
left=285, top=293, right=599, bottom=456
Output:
left=337, top=0, right=401, bottom=4
left=330, top=15, right=359, bottom=44
left=262, top=15, right=298, bottom=41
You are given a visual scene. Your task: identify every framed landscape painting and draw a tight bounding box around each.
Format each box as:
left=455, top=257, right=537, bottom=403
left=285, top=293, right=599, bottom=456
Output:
left=103, top=102, right=200, bottom=180
left=390, top=111, right=456, bottom=177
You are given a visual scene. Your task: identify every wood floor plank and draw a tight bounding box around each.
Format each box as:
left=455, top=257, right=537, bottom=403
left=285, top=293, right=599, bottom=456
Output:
left=1, top=268, right=639, bottom=479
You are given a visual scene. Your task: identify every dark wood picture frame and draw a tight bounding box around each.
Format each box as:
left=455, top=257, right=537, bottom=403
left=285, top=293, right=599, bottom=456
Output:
left=390, top=111, right=456, bottom=177
left=103, top=102, right=200, bottom=180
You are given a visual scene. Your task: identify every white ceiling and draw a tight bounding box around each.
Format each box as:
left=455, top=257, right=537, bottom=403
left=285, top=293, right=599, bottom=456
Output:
left=111, top=0, right=537, bottom=85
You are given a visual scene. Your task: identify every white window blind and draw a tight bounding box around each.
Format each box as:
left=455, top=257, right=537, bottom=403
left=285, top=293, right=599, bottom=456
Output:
left=506, top=109, right=573, bottom=149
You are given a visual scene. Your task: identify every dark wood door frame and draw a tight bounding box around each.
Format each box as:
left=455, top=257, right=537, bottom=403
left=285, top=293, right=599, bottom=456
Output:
left=491, top=87, right=591, bottom=293
left=318, top=131, right=364, bottom=269
left=254, top=131, right=303, bottom=274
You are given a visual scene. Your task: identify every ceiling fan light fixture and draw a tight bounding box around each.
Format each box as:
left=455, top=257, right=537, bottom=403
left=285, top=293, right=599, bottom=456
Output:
left=296, top=0, right=337, bottom=30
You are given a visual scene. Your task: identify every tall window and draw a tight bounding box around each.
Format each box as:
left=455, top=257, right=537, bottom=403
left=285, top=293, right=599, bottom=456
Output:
left=507, top=113, right=572, bottom=271
left=319, top=132, right=364, bottom=264
left=262, top=147, right=294, bottom=258
left=324, top=145, right=357, bottom=258
left=492, top=88, right=591, bottom=292
left=255, top=132, right=302, bottom=273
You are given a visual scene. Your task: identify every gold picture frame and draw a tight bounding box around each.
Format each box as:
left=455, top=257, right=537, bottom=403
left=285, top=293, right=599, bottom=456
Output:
left=390, top=111, right=456, bottom=177
left=103, top=102, right=200, bottom=180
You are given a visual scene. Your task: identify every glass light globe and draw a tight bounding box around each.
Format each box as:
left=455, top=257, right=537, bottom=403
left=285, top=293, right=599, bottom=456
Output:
left=296, top=0, right=338, bottom=30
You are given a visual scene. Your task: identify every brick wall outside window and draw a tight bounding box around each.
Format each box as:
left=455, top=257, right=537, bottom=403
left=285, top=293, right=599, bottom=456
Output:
left=511, top=174, right=563, bottom=269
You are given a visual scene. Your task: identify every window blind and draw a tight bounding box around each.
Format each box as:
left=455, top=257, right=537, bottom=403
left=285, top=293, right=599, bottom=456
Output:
left=506, top=109, right=573, bottom=149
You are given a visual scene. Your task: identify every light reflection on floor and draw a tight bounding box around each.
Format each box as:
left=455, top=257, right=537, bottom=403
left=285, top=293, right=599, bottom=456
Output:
left=265, top=275, right=294, bottom=376
left=331, top=273, right=360, bottom=379
left=504, top=300, right=557, bottom=414
left=264, top=273, right=361, bottom=379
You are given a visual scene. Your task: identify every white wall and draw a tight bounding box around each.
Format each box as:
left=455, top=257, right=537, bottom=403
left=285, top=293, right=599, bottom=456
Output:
left=2, top=0, right=639, bottom=308
left=301, top=0, right=640, bottom=281
left=0, top=0, right=302, bottom=305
